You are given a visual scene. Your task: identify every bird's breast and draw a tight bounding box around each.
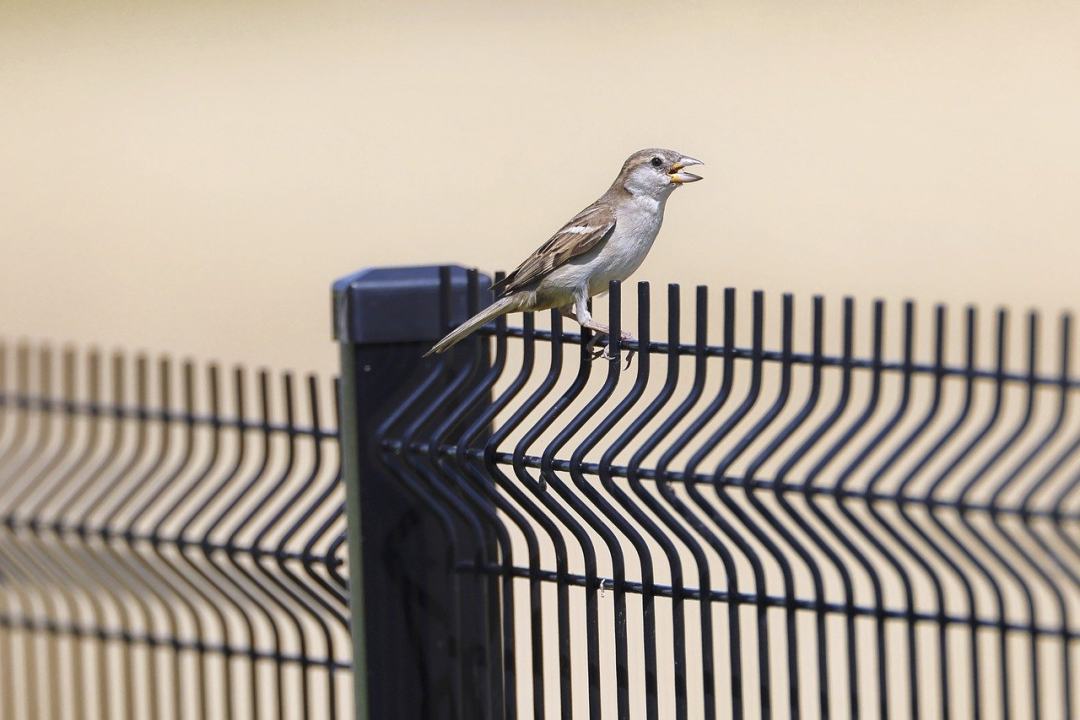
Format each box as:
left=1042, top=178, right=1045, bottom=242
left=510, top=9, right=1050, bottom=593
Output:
left=534, top=196, right=667, bottom=300
left=586, top=201, right=665, bottom=291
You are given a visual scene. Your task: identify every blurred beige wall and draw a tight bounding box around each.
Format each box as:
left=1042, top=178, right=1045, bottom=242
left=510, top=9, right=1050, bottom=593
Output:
left=1, top=1, right=1079, bottom=377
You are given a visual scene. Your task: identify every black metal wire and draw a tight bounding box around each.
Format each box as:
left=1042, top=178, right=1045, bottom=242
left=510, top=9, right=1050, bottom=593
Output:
left=5, top=267, right=1080, bottom=720
left=392, top=269, right=1080, bottom=720
left=0, top=342, right=349, bottom=720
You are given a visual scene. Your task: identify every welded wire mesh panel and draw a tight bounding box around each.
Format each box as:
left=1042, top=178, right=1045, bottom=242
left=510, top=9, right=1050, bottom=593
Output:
left=388, top=273, right=1080, bottom=720
left=0, top=345, right=350, bottom=720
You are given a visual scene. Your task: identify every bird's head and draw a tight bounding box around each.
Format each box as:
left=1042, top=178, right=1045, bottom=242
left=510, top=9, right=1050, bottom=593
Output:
left=617, top=148, right=703, bottom=199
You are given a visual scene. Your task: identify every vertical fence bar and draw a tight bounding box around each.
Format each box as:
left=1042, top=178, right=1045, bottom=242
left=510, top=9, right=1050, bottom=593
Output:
left=333, top=265, right=494, bottom=719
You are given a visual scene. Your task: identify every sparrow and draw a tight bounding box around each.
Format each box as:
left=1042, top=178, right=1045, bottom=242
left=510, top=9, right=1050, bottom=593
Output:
left=424, top=148, right=703, bottom=359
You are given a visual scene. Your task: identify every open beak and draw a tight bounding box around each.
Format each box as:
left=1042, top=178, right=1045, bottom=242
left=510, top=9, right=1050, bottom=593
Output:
left=669, top=156, right=704, bottom=185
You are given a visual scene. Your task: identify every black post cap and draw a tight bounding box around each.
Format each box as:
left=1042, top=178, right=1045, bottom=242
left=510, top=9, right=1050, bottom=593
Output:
left=332, top=265, right=491, bottom=344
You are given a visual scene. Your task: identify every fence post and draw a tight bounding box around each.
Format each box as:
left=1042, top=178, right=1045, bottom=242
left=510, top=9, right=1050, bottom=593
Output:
left=332, top=265, right=494, bottom=720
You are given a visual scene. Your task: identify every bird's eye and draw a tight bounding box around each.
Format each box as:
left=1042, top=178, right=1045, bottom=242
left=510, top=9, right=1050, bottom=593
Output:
left=650, top=156, right=662, bottom=168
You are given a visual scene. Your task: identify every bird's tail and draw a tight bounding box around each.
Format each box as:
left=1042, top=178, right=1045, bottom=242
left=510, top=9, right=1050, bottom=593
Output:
left=423, top=295, right=519, bottom=356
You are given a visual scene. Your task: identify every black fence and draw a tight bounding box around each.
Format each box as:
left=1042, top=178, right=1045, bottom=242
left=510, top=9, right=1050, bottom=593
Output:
left=3, top=264, right=1079, bottom=719
left=0, top=348, right=350, bottom=719
left=337, top=265, right=1079, bottom=720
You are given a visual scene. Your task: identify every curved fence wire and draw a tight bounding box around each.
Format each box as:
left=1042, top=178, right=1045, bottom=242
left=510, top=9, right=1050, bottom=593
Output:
left=0, top=345, right=350, bottom=720
left=363, top=267, right=1080, bottom=719
left=4, top=264, right=1079, bottom=720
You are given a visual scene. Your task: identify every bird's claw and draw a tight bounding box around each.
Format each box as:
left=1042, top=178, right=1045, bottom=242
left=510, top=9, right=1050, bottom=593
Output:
left=587, top=332, right=637, bottom=368
left=585, top=332, right=605, bottom=357
left=619, top=331, right=637, bottom=369
left=589, top=345, right=615, bottom=361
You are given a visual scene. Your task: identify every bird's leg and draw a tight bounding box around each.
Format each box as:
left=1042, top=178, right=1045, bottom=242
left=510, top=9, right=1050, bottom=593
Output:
left=570, top=296, right=612, bottom=359
left=561, top=304, right=608, bottom=356
left=583, top=321, right=614, bottom=359
left=569, top=295, right=636, bottom=364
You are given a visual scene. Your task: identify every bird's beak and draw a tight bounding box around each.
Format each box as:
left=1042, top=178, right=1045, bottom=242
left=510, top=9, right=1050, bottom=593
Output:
left=669, top=156, right=704, bottom=184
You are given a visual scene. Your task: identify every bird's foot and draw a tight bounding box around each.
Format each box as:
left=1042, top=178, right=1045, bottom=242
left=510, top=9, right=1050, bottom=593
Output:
left=588, top=331, right=637, bottom=369
left=620, top=331, right=637, bottom=369
left=585, top=331, right=606, bottom=358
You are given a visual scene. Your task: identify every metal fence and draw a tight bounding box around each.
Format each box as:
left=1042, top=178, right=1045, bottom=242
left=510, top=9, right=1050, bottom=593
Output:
left=336, top=265, right=1079, bottom=720
left=3, top=264, right=1079, bottom=719
left=0, top=347, right=351, bottom=719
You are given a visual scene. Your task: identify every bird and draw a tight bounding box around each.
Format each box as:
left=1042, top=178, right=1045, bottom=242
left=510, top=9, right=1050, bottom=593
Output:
left=424, top=148, right=703, bottom=359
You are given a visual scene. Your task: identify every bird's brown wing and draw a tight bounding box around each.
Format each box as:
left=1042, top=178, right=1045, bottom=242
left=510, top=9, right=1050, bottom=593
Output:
left=491, top=202, right=616, bottom=298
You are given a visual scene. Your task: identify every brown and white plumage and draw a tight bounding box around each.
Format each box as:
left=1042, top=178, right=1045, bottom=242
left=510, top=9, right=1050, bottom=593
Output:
left=490, top=202, right=617, bottom=298
left=425, top=148, right=702, bottom=357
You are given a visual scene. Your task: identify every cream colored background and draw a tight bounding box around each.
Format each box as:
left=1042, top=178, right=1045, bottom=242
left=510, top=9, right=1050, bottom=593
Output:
left=2, top=1, right=1078, bottom=376
left=2, top=4, right=1080, bottom=718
